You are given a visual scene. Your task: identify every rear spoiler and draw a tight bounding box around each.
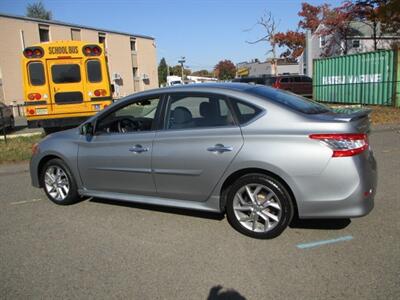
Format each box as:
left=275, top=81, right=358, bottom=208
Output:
left=331, top=108, right=372, bottom=122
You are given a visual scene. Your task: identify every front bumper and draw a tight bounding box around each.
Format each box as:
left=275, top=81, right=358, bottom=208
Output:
left=295, top=150, right=377, bottom=219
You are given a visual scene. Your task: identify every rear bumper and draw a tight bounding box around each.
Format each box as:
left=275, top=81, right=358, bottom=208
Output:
left=295, top=150, right=377, bottom=219
left=28, top=116, right=89, bottom=128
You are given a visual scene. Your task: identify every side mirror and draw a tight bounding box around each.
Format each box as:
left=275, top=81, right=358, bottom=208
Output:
left=111, top=84, right=115, bottom=93
left=80, top=122, right=94, bottom=136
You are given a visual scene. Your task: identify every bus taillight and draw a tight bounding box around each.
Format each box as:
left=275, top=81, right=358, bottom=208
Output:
left=28, top=93, right=41, bottom=100
left=83, top=45, right=102, bottom=56
left=27, top=108, right=35, bottom=115
left=24, top=47, right=44, bottom=58
left=94, top=89, right=106, bottom=97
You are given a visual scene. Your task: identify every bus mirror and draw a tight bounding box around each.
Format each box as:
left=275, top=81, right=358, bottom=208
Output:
left=80, top=122, right=94, bottom=136
left=111, top=84, right=115, bottom=93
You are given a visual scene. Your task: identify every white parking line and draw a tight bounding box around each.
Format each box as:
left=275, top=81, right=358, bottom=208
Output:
left=10, top=199, right=43, bottom=205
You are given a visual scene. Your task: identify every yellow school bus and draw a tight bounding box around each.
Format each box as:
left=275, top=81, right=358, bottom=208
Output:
left=22, top=41, right=112, bottom=134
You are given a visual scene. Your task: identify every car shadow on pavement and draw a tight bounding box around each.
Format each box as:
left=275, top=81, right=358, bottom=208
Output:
left=89, top=197, right=225, bottom=221
left=289, top=217, right=351, bottom=230
left=207, top=285, right=246, bottom=300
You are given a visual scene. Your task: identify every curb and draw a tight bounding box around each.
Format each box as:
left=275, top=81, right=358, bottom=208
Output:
left=0, top=131, right=42, bottom=140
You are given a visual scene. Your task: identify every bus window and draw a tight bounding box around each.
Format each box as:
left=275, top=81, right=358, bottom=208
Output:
left=87, top=60, right=102, bottom=83
left=28, top=62, right=45, bottom=86
left=51, top=64, right=81, bottom=83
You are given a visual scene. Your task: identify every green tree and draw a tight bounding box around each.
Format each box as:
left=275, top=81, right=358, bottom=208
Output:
left=169, top=65, right=191, bottom=77
left=26, top=1, right=52, bottom=20
left=214, top=60, right=236, bottom=80
left=192, top=69, right=214, bottom=77
left=158, top=58, right=168, bottom=85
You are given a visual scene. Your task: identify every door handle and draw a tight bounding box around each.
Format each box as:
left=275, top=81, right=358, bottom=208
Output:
left=207, top=144, right=233, bottom=153
left=129, top=145, right=149, bottom=153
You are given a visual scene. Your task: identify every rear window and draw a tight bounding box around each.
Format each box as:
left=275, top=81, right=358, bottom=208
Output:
left=87, top=60, right=102, bottom=83
left=264, top=77, right=277, bottom=85
left=28, top=62, right=45, bottom=86
left=248, top=86, right=330, bottom=114
left=51, top=64, right=81, bottom=83
left=280, top=77, right=292, bottom=83
left=301, top=76, right=312, bottom=82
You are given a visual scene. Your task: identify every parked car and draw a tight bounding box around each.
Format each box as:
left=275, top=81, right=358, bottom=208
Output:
left=0, top=101, right=15, bottom=131
left=30, top=83, right=377, bottom=239
left=233, top=75, right=313, bottom=97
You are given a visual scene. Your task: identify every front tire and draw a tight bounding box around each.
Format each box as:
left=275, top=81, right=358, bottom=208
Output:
left=226, top=173, right=294, bottom=239
left=41, top=158, right=80, bottom=205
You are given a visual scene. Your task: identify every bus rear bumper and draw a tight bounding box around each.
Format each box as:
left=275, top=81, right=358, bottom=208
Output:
left=27, top=116, right=90, bottom=129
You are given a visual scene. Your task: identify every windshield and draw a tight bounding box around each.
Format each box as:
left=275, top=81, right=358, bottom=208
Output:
left=248, top=86, right=331, bottom=114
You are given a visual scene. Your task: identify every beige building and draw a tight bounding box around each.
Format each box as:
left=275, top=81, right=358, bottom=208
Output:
left=0, top=13, right=158, bottom=106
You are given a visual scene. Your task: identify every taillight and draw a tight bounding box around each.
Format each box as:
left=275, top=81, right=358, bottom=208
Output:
left=83, top=45, right=102, bottom=56
left=94, top=89, right=106, bottom=96
left=23, top=47, right=44, bottom=58
left=272, top=81, right=281, bottom=89
left=309, top=133, right=369, bottom=157
left=28, top=93, right=41, bottom=100
left=27, top=108, right=36, bottom=115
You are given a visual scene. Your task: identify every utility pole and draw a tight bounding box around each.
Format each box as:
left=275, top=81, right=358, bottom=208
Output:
left=178, top=56, right=185, bottom=81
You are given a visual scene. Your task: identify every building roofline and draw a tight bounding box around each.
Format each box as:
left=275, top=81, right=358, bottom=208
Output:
left=0, top=12, right=155, bottom=40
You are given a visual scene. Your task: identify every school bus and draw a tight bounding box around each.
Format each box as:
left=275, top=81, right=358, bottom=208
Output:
left=22, top=41, right=113, bottom=134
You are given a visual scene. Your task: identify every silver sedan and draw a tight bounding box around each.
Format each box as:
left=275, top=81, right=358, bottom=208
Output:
left=30, top=83, right=377, bottom=239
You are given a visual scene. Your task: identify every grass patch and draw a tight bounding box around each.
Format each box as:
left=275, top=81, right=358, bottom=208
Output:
left=0, top=134, right=44, bottom=164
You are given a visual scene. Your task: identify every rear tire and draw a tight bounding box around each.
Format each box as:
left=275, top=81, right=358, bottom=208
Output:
left=41, top=158, right=81, bottom=205
left=226, top=173, right=294, bottom=239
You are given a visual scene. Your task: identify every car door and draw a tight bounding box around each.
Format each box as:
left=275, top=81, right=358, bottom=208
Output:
left=152, top=92, right=244, bottom=202
left=77, top=95, right=162, bottom=196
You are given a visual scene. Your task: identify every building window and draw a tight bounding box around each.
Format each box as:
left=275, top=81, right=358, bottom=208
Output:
left=352, top=39, right=360, bottom=48
left=319, top=35, right=326, bottom=48
left=71, top=28, right=81, bottom=41
left=39, top=24, right=50, bottom=42
left=132, top=67, right=138, bottom=78
left=130, top=38, right=136, bottom=51
left=98, top=32, right=106, bottom=45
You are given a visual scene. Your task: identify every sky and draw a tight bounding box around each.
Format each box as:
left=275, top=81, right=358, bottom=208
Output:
left=0, top=0, right=342, bottom=70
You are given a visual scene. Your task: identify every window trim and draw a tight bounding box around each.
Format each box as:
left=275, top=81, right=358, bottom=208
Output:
left=161, top=92, right=239, bottom=131
left=92, top=93, right=165, bottom=136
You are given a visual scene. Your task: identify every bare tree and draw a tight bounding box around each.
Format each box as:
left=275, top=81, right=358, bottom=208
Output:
left=245, top=11, right=279, bottom=74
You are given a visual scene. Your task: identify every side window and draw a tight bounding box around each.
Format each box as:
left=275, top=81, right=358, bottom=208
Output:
left=96, top=97, right=160, bottom=134
left=28, top=62, right=45, bottom=86
left=231, top=99, right=262, bottom=125
left=302, top=76, right=312, bottom=82
left=86, top=60, right=102, bottom=83
left=293, top=76, right=302, bottom=83
left=280, top=77, right=291, bottom=83
left=166, top=94, right=235, bottom=130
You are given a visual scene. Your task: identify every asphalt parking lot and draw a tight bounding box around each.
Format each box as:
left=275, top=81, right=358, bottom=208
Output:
left=1, top=126, right=399, bottom=299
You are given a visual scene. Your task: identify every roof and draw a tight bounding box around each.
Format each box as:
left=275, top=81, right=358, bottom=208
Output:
left=160, top=82, right=254, bottom=92
left=0, top=12, right=155, bottom=40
